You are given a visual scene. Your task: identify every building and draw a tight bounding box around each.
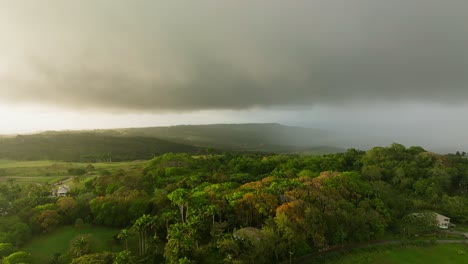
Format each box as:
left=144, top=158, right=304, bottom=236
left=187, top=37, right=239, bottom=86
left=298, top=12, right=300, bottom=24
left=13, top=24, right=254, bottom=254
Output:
left=412, top=212, right=450, bottom=229
left=434, top=213, right=450, bottom=229
left=57, top=185, right=70, bottom=197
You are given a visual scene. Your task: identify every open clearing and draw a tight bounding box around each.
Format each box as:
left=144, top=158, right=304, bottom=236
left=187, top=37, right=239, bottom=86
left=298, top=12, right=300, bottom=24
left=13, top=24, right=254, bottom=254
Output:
left=318, top=243, right=468, bottom=264
left=22, top=226, right=122, bottom=264
left=0, top=159, right=146, bottom=185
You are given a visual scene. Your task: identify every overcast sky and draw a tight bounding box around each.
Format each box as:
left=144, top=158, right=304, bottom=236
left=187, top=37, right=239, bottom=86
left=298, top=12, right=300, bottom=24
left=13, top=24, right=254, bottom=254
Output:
left=1, top=0, right=468, bottom=151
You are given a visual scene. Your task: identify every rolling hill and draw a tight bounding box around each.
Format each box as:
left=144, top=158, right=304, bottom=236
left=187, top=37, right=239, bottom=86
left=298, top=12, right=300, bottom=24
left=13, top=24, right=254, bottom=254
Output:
left=96, top=123, right=343, bottom=153
left=0, top=133, right=201, bottom=162
left=0, top=123, right=344, bottom=161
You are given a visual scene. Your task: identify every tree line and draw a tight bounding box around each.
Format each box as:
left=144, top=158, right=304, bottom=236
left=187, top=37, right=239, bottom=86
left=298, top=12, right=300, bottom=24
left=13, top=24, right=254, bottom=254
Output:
left=0, top=144, right=467, bottom=263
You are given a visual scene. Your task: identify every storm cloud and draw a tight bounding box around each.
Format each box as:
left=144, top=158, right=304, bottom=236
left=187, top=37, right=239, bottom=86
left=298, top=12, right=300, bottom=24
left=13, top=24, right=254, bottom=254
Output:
left=1, top=0, right=468, bottom=111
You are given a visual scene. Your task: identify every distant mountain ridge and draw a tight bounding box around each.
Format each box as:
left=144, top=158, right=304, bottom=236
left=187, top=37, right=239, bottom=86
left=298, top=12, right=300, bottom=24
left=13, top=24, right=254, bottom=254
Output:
left=0, top=133, right=201, bottom=162
left=0, top=123, right=344, bottom=161
left=94, top=123, right=343, bottom=153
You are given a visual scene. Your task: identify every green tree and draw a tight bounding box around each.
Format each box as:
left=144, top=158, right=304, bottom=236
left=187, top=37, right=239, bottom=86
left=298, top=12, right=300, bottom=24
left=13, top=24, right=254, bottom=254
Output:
left=71, top=252, right=115, bottom=264
left=441, top=195, right=468, bottom=223
left=113, top=250, right=134, bottom=264
left=57, top=197, right=77, bottom=224
left=0, top=243, right=14, bottom=258
left=164, top=223, right=195, bottom=264
left=168, top=189, right=189, bottom=223
left=117, top=229, right=130, bottom=251
left=37, top=210, right=60, bottom=233
left=69, top=234, right=95, bottom=258
left=131, top=214, right=156, bottom=256
left=400, top=213, right=438, bottom=236
left=3, top=251, right=32, bottom=264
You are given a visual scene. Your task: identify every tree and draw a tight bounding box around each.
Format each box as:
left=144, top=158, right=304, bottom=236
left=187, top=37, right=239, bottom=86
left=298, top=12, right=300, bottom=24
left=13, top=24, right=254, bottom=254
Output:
left=400, top=213, right=438, bottom=236
left=0, top=243, right=14, bottom=258
left=441, top=195, right=468, bottom=223
left=168, top=189, right=189, bottom=223
left=75, top=218, right=84, bottom=229
left=37, top=210, right=60, bottom=233
left=361, top=165, right=383, bottom=181
left=113, top=250, right=134, bottom=264
left=71, top=252, right=115, bottom=264
left=131, top=214, right=156, bottom=256
left=57, top=197, right=77, bottom=223
left=3, top=251, right=32, bottom=264
left=164, top=223, right=195, bottom=264
left=117, top=229, right=130, bottom=251
left=69, top=234, right=95, bottom=258
left=58, top=197, right=77, bottom=212
left=217, top=236, right=240, bottom=262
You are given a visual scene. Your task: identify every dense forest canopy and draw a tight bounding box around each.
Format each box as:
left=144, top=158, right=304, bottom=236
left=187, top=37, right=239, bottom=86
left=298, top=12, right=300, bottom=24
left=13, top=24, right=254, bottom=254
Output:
left=0, top=144, right=467, bottom=263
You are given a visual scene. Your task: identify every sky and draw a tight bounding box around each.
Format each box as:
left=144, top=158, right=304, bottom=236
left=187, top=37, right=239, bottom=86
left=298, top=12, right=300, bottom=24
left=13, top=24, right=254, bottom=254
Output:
left=1, top=0, right=468, bottom=151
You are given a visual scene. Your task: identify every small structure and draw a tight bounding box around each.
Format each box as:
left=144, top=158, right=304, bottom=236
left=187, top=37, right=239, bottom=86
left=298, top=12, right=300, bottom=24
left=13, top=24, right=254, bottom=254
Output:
left=434, top=213, right=450, bottom=229
left=412, top=212, right=450, bottom=229
left=57, top=185, right=70, bottom=197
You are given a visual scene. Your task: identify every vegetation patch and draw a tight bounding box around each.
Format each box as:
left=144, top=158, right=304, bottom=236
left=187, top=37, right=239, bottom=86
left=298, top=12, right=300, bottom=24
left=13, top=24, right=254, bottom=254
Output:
left=317, top=243, right=468, bottom=264
left=0, top=159, right=145, bottom=185
left=22, top=226, right=121, bottom=264
left=0, top=144, right=466, bottom=263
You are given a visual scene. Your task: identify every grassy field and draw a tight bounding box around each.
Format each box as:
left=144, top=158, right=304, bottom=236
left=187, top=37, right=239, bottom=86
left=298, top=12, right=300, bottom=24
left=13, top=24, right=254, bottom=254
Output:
left=317, top=243, right=468, bottom=264
left=22, top=226, right=122, bottom=264
left=0, top=159, right=146, bottom=185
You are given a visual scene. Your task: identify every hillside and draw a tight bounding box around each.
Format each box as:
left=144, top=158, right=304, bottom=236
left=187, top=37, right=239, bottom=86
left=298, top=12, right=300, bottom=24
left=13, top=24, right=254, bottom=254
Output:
left=0, top=124, right=344, bottom=162
left=97, top=123, right=343, bottom=153
left=0, top=133, right=201, bottom=162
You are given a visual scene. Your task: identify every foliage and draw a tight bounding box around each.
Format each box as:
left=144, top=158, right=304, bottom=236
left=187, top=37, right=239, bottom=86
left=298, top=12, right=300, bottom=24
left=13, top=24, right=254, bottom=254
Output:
left=317, top=244, right=468, bottom=264
left=3, top=251, right=32, bottom=264
left=399, top=213, right=438, bottom=236
left=22, top=226, right=120, bottom=264
left=69, top=234, right=95, bottom=258
left=70, top=252, right=115, bottom=264
left=0, top=243, right=14, bottom=258
left=37, top=210, right=60, bottom=233
left=0, top=133, right=201, bottom=162
left=113, top=250, right=135, bottom=264
left=0, top=144, right=466, bottom=263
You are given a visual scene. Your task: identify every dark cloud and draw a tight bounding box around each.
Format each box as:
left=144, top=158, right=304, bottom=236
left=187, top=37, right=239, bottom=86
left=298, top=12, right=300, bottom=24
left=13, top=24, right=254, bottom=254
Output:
left=2, top=0, right=468, bottom=111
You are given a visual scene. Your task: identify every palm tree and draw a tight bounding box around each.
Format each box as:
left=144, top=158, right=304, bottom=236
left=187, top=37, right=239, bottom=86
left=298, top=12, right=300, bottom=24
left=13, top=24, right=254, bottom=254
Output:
left=168, top=188, right=188, bottom=223
left=117, top=229, right=130, bottom=251
left=114, top=250, right=134, bottom=264
left=164, top=223, right=195, bottom=264
left=131, top=214, right=156, bottom=256
left=70, top=234, right=92, bottom=257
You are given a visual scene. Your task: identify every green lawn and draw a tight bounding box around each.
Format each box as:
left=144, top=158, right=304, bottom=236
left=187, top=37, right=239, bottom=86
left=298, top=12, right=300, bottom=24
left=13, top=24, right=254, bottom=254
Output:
left=0, top=160, right=55, bottom=168
left=22, top=226, right=122, bottom=264
left=0, top=159, right=146, bottom=171
left=0, top=176, right=68, bottom=184
left=318, top=243, right=468, bottom=264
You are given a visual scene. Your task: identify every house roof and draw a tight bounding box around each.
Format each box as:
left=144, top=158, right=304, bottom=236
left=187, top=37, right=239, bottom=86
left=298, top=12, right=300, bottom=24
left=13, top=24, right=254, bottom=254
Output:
left=57, top=185, right=70, bottom=193
left=412, top=212, right=449, bottom=219
left=434, top=213, right=450, bottom=219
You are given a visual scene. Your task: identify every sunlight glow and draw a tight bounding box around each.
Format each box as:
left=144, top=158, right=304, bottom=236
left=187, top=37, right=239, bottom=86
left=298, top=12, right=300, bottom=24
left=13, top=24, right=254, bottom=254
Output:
left=0, top=104, right=285, bottom=134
